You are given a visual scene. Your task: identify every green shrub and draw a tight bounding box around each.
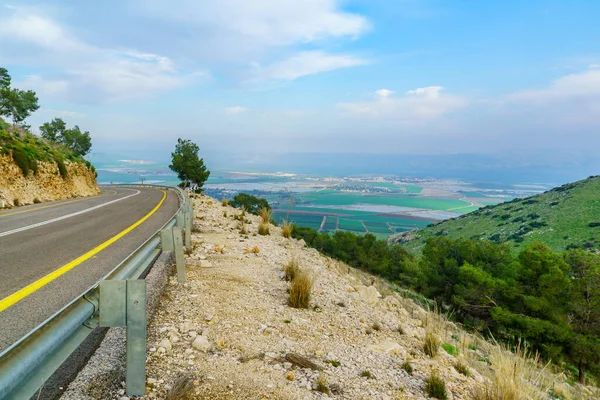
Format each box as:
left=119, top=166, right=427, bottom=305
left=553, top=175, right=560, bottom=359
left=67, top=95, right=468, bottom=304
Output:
left=55, top=157, right=68, bottom=179
left=442, top=343, right=458, bottom=356
left=12, top=146, right=30, bottom=176
left=426, top=371, right=447, bottom=400
left=230, top=193, right=270, bottom=215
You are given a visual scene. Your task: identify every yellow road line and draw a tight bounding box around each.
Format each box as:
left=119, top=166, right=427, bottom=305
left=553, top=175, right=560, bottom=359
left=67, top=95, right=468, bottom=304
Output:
left=0, top=190, right=118, bottom=218
left=0, top=190, right=167, bottom=313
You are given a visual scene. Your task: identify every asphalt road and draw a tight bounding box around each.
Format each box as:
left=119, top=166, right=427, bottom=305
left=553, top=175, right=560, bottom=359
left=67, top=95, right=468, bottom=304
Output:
left=0, top=187, right=179, bottom=352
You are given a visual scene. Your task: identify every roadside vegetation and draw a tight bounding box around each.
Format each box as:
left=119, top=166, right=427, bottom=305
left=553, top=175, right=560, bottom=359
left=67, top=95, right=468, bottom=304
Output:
left=0, top=67, right=95, bottom=179
left=291, top=220, right=600, bottom=384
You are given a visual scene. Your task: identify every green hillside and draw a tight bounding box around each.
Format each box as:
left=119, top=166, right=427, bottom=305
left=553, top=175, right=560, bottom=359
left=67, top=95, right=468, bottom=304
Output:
left=390, top=175, right=600, bottom=254
left=0, top=118, right=95, bottom=177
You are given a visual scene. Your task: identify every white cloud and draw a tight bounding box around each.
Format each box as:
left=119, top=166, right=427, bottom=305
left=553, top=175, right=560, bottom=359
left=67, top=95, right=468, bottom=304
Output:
left=134, top=0, right=369, bottom=51
left=39, top=108, right=86, bottom=119
left=0, top=12, right=89, bottom=53
left=406, top=86, right=443, bottom=98
left=510, top=68, right=600, bottom=102
left=1, top=0, right=369, bottom=104
left=375, top=89, right=394, bottom=98
left=505, top=68, right=600, bottom=126
left=225, top=106, right=248, bottom=115
left=337, top=86, right=467, bottom=122
left=128, top=0, right=370, bottom=83
left=0, top=10, right=199, bottom=102
left=254, top=51, right=367, bottom=81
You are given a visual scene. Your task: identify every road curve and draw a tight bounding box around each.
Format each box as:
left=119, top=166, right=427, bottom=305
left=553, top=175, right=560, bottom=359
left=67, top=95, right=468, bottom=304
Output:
left=0, top=187, right=179, bottom=352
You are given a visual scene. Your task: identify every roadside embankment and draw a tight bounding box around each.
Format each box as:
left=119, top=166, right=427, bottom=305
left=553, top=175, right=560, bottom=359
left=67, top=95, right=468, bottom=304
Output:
left=0, top=153, right=100, bottom=207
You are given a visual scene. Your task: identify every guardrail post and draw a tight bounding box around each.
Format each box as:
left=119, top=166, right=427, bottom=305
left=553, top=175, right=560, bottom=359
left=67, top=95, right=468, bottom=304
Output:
left=99, top=280, right=147, bottom=396
left=160, top=228, right=174, bottom=251
left=173, top=227, right=186, bottom=283
left=184, top=206, right=192, bottom=249
left=126, top=280, right=146, bottom=396
left=176, top=212, right=185, bottom=229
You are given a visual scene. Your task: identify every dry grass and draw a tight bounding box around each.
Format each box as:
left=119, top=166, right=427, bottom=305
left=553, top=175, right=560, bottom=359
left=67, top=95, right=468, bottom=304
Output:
left=454, top=357, right=470, bottom=377
left=360, top=370, right=375, bottom=379
left=315, top=373, right=329, bottom=394
left=472, top=340, right=549, bottom=400
left=221, top=199, right=229, bottom=207
left=238, top=222, right=247, bottom=235
left=423, top=303, right=445, bottom=357
left=426, top=371, right=447, bottom=400
left=288, top=270, right=314, bottom=309
left=258, top=221, right=270, bottom=235
left=166, top=373, right=195, bottom=400
left=33, top=197, right=41, bottom=204
left=423, top=331, right=440, bottom=357
left=402, top=360, right=413, bottom=375
left=281, top=219, right=293, bottom=238
left=284, top=258, right=299, bottom=281
left=13, top=198, right=20, bottom=206
left=259, top=206, right=272, bottom=224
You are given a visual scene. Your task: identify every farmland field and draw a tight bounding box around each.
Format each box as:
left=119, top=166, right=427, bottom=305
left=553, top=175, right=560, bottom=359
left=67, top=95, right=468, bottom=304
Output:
left=338, top=218, right=366, bottom=232
left=299, top=192, right=469, bottom=210
left=205, top=171, right=525, bottom=239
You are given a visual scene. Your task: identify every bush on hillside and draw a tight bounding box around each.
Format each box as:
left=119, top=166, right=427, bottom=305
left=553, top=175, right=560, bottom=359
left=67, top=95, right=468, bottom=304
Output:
left=12, top=146, right=30, bottom=176
left=55, top=157, right=68, bottom=179
left=230, top=193, right=270, bottom=215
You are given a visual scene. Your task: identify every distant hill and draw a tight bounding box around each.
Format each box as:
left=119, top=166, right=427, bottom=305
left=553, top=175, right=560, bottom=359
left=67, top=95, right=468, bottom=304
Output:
left=388, top=175, right=600, bottom=254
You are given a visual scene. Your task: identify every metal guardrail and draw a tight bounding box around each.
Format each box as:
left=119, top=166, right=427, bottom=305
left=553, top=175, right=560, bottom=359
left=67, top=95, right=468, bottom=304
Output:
left=0, top=184, right=193, bottom=399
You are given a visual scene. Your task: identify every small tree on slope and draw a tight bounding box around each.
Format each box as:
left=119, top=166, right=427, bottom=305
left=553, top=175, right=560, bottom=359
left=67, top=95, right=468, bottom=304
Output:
left=169, top=138, right=210, bottom=190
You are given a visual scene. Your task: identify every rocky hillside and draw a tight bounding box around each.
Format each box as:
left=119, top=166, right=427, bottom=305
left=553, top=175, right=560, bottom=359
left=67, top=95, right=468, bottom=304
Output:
left=0, top=122, right=99, bottom=207
left=97, top=195, right=597, bottom=400
left=389, top=176, right=600, bottom=254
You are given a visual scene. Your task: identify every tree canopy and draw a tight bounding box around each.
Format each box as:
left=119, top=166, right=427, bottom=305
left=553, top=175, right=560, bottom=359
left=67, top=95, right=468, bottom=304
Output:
left=169, top=138, right=210, bottom=190
left=39, top=118, right=92, bottom=157
left=230, top=193, right=270, bottom=215
left=0, top=68, right=40, bottom=127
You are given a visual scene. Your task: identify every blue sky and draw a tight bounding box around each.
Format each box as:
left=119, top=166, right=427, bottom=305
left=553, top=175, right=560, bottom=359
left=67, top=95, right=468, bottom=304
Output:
left=1, top=0, right=599, bottom=163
